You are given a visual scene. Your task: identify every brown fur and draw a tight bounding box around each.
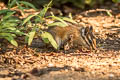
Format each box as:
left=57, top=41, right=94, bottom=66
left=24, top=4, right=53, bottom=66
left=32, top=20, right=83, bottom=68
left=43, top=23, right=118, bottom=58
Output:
left=47, top=26, right=96, bottom=50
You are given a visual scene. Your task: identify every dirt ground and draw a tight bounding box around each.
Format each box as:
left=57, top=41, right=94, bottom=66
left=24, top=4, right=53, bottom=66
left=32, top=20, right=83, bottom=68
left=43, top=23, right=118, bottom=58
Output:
left=0, top=2, right=120, bottom=80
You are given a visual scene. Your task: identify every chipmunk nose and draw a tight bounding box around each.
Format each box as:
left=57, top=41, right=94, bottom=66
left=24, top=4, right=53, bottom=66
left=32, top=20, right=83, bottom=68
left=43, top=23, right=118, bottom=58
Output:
left=83, top=42, right=96, bottom=51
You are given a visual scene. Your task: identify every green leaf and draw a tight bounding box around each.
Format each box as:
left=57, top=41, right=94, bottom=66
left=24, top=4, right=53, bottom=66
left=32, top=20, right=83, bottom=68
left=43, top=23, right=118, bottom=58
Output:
left=0, top=9, right=13, bottom=15
left=48, top=16, right=68, bottom=26
left=6, top=27, right=16, bottom=30
left=25, top=35, right=29, bottom=43
left=61, top=17, right=77, bottom=24
left=19, top=1, right=37, bottom=10
left=5, top=37, right=18, bottom=47
left=39, top=0, right=52, bottom=18
left=34, top=16, right=43, bottom=23
left=22, top=14, right=37, bottom=25
left=14, top=30, right=25, bottom=36
left=28, top=28, right=36, bottom=45
left=42, top=38, right=49, bottom=43
left=2, top=11, right=15, bottom=20
left=47, top=22, right=67, bottom=27
left=16, top=1, right=25, bottom=15
left=41, top=31, right=58, bottom=49
left=6, top=29, right=25, bottom=36
left=1, top=23, right=16, bottom=29
left=0, top=33, right=18, bottom=47
left=38, top=7, right=47, bottom=18
left=106, top=11, right=112, bottom=17
left=6, top=17, right=20, bottom=22
left=8, top=0, right=16, bottom=8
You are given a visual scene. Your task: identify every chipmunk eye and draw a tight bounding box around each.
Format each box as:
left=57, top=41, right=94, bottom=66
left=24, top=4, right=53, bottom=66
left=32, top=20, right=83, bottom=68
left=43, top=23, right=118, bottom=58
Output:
left=89, top=26, right=93, bottom=31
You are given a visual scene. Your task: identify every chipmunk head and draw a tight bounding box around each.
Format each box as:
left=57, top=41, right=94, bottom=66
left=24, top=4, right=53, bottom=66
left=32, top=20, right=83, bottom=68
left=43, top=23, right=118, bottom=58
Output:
left=81, top=26, right=96, bottom=50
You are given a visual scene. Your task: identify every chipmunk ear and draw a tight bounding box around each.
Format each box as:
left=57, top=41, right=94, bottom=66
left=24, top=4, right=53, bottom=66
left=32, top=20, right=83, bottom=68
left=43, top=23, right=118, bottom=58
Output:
left=89, top=26, right=93, bottom=32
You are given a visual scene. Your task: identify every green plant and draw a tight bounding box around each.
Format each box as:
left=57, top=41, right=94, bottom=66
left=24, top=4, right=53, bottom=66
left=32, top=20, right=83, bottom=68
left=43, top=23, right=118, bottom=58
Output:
left=8, top=0, right=37, bottom=9
left=0, top=9, right=24, bottom=47
left=8, top=0, right=37, bottom=16
left=22, top=0, right=77, bottom=49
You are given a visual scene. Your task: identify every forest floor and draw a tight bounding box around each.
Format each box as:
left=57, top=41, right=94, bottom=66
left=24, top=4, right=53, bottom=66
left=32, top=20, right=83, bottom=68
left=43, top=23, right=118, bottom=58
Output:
left=0, top=2, right=120, bottom=80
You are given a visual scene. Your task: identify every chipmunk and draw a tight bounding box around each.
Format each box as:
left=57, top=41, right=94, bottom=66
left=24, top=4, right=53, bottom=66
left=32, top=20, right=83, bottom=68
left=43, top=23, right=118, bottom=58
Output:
left=47, top=25, right=96, bottom=51
left=32, top=25, right=96, bottom=51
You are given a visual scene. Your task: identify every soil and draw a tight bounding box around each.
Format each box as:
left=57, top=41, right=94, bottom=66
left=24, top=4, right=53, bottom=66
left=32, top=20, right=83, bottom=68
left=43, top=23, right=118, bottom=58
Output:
left=0, top=2, right=120, bottom=80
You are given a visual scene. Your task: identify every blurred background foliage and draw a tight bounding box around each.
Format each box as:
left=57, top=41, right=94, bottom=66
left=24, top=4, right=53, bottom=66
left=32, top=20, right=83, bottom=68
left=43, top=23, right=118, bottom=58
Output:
left=25, top=0, right=120, bottom=9
left=0, top=0, right=120, bottom=9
